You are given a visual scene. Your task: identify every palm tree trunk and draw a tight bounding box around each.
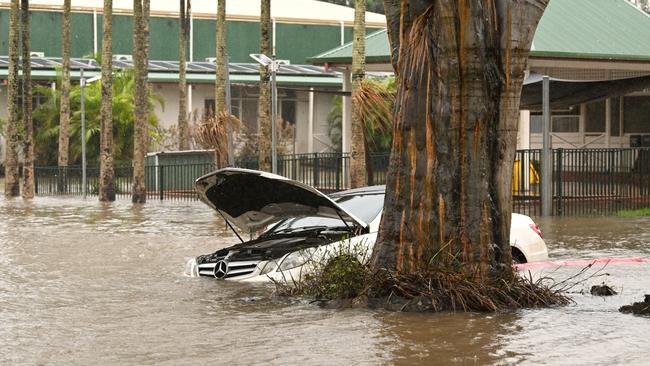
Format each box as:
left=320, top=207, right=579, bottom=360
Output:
left=177, top=0, right=190, bottom=150
left=21, top=0, right=34, bottom=199
left=257, top=0, right=272, bottom=172
left=58, top=0, right=71, bottom=169
left=349, top=0, right=366, bottom=188
left=99, top=0, right=116, bottom=202
left=214, top=0, right=228, bottom=168
left=132, top=0, right=150, bottom=203
left=371, top=0, right=548, bottom=278
left=4, top=0, right=20, bottom=198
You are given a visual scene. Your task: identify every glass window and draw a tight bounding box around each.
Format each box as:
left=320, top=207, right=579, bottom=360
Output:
left=585, top=100, right=605, bottom=133
left=335, top=193, right=385, bottom=223
left=266, top=193, right=385, bottom=233
left=530, top=106, right=580, bottom=133
left=624, top=96, right=650, bottom=133
left=552, top=116, right=579, bottom=133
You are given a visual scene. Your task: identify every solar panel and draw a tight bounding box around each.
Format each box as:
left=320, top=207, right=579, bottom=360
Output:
left=0, top=56, right=339, bottom=78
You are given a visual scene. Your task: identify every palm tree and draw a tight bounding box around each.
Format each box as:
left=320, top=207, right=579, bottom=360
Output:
left=257, top=0, right=271, bottom=172
left=21, top=0, right=35, bottom=199
left=132, top=0, right=150, bottom=203
left=178, top=0, right=191, bottom=150
left=349, top=0, right=366, bottom=188
left=99, top=0, right=115, bottom=201
left=58, top=0, right=71, bottom=170
left=33, top=69, right=163, bottom=166
left=4, top=0, right=20, bottom=198
left=214, top=0, right=228, bottom=168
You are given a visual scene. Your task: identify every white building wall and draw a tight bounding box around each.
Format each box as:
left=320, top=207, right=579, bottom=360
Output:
left=152, top=83, right=337, bottom=155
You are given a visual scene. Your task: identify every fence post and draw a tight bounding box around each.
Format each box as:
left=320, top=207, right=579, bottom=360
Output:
left=336, top=153, right=341, bottom=191
left=159, top=165, right=164, bottom=200
left=556, top=148, right=563, bottom=216
left=313, top=153, right=320, bottom=189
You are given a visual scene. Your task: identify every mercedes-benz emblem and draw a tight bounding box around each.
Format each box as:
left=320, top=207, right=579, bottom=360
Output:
left=213, top=260, right=229, bottom=279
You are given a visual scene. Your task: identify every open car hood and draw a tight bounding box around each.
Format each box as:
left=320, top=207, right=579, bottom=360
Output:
left=195, top=168, right=368, bottom=233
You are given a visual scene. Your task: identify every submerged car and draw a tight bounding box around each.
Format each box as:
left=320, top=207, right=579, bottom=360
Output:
left=186, top=168, right=548, bottom=282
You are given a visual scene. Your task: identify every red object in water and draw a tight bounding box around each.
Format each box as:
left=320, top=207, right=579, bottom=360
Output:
left=515, top=257, right=650, bottom=270
left=529, top=223, right=543, bottom=238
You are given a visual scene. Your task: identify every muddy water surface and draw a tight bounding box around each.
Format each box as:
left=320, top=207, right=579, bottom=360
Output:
left=1, top=198, right=649, bottom=365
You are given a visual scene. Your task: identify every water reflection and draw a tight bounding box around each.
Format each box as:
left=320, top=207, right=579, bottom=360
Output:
left=0, top=198, right=649, bottom=365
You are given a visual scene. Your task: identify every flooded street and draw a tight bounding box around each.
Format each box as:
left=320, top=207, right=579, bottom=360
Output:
left=1, top=198, right=649, bottom=365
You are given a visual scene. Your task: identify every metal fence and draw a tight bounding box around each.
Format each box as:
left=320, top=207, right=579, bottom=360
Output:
left=513, top=148, right=650, bottom=216
left=33, top=149, right=650, bottom=216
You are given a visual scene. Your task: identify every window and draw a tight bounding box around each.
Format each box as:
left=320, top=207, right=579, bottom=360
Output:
left=530, top=106, right=580, bottom=133
left=624, top=96, right=650, bottom=133
left=585, top=100, right=605, bottom=133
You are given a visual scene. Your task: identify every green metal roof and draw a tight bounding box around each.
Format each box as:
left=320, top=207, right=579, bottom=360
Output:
left=531, top=0, right=650, bottom=61
left=310, top=29, right=390, bottom=64
left=310, top=0, right=650, bottom=64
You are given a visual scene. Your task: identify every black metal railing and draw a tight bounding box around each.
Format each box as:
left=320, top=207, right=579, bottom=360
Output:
left=32, top=149, right=650, bottom=216
left=512, top=148, right=650, bottom=216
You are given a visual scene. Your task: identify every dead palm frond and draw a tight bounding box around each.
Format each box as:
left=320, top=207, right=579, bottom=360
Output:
left=195, top=111, right=243, bottom=159
left=352, top=79, right=395, bottom=149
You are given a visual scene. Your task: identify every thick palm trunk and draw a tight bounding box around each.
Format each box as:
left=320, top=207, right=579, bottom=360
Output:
left=132, top=0, right=150, bottom=203
left=214, top=0, right=228, bottom=168
left=349, top=0, right=366, bottom=188
left=58, top=0, right=71, bottom=168
left=21, top=0, right=34, bottom=199
left=178, top=0, right=190, bottom=150
left=4, top=0, right=20, bottom=197
left=99, top=0, right=115, bottom=202
left=371, top=1, right=548, bottom=278
left=257, top=0, right=272, bottom=172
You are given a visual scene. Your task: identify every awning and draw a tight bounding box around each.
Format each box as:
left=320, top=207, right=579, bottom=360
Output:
left=520, top=73, right=650, bottom=110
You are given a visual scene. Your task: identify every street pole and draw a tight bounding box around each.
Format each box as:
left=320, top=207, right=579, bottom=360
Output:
left=270, top=55, right=278, bottom=174
left=225, top=54, right=234, bottom=166
left=541, top=75, right=551, bottom=216
left=80, top=68, right=87, bottom=199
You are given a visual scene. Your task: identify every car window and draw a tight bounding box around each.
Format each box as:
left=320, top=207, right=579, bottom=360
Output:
left=267, top=193, right=385, bottom=233
left=334, top=193, right=385, bottom=223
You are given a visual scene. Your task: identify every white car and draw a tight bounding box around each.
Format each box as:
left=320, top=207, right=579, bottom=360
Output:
left=186, top=168, right=548, bottom=282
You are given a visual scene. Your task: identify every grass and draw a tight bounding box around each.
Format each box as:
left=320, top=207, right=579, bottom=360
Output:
left=616, top=208, right=650, bottom=217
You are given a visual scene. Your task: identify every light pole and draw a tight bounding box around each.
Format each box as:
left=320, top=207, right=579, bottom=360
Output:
left=250, top=53, right=286, bottom=174
left=79, top=69, right=101, bottom=198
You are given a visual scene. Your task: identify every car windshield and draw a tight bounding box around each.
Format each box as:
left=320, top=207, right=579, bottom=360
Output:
left=266, top=193, right=385, bottom=234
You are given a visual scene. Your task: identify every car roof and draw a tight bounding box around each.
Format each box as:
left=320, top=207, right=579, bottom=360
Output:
left=329, top=185, right=386, bottom=197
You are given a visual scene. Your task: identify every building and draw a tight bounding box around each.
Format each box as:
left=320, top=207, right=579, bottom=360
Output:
left=310, top=0, right=650, bottom=152
left=0, top=0, right=385, bottom=161
left=4, top=0, right=650, bottom=166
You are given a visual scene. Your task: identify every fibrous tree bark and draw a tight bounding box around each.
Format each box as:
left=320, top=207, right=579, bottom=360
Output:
left=349, top=0, right=367, bottom=188
left=372, top=0, right=548, bottom=279
left=58, top=0, right=71, bottom=169
left=214, top=0, right=228, bottom=168
left=132, top=0, right=150, bottom=203
left=99, top=0, right=116, bottom=202
left=4, top=0, right=20, bottom=198
left=257, top=0, right=272, bottom=172
left=21, top=0, right=34, bottom=199
left=178, top=0, right=191, bottom=150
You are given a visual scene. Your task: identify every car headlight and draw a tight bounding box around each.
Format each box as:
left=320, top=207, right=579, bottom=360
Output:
left=258, top=259, right=279, bottom=275
left=278, top=249, right=314, bottom=271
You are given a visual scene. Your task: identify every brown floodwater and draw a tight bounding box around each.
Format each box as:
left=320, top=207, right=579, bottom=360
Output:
left=1, top=197, right=649, bottom=365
